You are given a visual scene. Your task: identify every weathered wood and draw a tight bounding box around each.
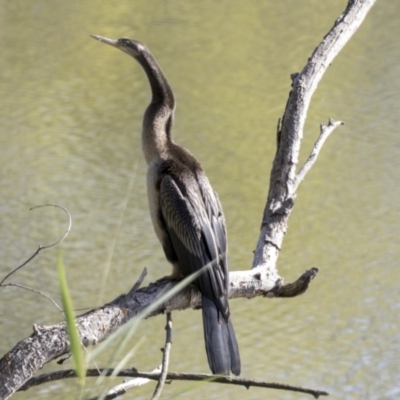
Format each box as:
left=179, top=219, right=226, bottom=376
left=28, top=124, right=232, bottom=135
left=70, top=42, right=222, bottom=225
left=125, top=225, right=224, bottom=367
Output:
left=0, top=270, right=280, bottom=399
left=252, top=0, right=377, bottom=270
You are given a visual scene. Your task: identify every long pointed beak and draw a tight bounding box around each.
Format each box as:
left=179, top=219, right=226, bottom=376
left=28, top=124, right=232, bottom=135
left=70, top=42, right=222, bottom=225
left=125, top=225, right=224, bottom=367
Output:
left=90, top=35, right=119, bottom=48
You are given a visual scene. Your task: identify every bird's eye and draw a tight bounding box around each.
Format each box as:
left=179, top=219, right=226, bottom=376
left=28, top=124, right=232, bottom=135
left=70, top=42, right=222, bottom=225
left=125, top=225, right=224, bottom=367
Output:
left=119, top=39, right=129, bottom=46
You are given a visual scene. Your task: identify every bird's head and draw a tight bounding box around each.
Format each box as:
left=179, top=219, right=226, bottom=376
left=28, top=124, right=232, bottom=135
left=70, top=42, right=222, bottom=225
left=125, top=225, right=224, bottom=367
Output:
left=91, top=35, right=146, bottom=59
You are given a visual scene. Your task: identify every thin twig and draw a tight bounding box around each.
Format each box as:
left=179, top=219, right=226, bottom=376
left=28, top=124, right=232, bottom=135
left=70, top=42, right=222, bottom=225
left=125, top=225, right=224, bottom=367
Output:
left=20, top=368, right=328, bottom=398
left=294, top=119, right=344, bottom=191
left=2, top=283, right=63, bottom=313
left=128, top=267, right=148, bottom=295
left=151, top=313, right=172, bottom=400
left=0, top=204, right=72, bottom=285
left=87, top=366, right=162, bottom=400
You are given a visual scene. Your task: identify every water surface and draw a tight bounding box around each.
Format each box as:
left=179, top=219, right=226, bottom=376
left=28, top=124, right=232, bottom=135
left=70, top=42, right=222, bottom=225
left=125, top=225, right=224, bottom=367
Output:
left=1, top=1, right=399, bottom=399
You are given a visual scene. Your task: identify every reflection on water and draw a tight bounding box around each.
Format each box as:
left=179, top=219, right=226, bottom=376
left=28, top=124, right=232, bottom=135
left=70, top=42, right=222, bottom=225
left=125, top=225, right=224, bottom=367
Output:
left=1, top=1, right=400, bottom=399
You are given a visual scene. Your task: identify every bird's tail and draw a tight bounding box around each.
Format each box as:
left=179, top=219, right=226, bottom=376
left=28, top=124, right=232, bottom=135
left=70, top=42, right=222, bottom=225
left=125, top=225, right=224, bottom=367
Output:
left=201, top=295, right=241, bottom=376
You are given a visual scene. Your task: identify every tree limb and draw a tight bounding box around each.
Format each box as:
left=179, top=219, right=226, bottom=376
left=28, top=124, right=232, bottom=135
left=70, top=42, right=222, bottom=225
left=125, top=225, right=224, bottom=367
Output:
left=20, top=368, right=329, bottom=399
left=0, top=267, right=306, bottom=399
left=294, top=119, right=345, bottom=191
left=252, top=0, right=377, bottom=271
left=151, top=313, right=172, bottom=400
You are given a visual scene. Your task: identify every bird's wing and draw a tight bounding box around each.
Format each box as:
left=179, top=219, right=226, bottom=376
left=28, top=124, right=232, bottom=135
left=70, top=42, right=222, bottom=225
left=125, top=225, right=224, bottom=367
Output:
left=159, top=172, right=229, bottom=316
left=196, top=172, right=229, bottom=293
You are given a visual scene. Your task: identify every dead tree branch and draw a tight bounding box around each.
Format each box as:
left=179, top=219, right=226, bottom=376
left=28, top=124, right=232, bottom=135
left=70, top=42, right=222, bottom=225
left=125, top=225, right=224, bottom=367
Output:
left=151, top=313, right=172, bottom=400
left=0, top=204, right=71, bottom=286
left=0, top=268, right=312, bottom=399
left=252, top=0, right=377, bottom=271
left=20, top=368, right=328, bottom=399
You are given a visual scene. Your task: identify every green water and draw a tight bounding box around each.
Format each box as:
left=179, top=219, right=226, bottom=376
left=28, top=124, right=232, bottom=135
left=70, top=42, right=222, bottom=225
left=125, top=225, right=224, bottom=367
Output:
left=1, top=1, right=399, bottom=399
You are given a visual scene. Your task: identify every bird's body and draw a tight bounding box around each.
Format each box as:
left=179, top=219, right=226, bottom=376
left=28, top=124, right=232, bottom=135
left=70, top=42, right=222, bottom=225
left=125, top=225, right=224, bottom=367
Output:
left=92, top=35, right=240, bottom=376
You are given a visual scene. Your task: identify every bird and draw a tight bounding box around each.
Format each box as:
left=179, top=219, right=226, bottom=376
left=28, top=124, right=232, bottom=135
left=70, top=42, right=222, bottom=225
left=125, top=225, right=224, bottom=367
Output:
left=91, top=35, right=241, bottom=376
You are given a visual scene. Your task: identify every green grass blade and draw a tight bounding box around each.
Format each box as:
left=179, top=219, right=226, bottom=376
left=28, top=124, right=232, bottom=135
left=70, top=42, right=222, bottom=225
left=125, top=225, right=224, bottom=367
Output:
left=57, top=249, right=86, bottom=384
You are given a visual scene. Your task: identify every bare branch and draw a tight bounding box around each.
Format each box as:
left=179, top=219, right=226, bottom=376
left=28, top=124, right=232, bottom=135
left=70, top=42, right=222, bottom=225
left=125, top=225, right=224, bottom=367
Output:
left=0, top=265, right=317, bottom=400
left=1, top=283, right=63, bottom=313
left=267, top=267, right=319, bottom=298
left=151, top=313, right=172, bottom=400
left=29, top=204, right=72, bottom=249
left=0, top=269, right=290, bottom=399
left=20, top=368, right=328, bottom=398
left=128, top=267, right=148, bottom=295
left=0, top=204, right=72, bottom=285
left=294, top=119, right=345, bottom=191
left=253, top=0, right=377, bottom=271
left=87, top=366, right=162, bottom=400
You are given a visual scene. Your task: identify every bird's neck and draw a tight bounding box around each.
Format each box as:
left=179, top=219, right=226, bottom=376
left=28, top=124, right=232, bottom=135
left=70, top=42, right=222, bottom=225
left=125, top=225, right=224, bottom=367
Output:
left=138, top=52, right=174, bottom=106
left=142, top=105, right=174, bottom=164
left=137, top=52, right=175, bottom=164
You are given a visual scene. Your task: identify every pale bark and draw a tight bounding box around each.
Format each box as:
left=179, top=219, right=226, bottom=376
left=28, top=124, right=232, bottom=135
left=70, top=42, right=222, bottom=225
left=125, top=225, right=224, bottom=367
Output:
left=253, top=0, right=377, bottom=270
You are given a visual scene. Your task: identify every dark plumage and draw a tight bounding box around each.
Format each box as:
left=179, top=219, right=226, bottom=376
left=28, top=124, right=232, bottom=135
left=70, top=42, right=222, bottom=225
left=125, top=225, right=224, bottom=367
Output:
left=91, top=35, right=240, bottom=375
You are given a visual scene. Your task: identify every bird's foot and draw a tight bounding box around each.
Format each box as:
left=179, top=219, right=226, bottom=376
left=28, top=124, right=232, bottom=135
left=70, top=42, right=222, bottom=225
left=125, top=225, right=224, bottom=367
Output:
left=158, top=272, right=183, bottom=282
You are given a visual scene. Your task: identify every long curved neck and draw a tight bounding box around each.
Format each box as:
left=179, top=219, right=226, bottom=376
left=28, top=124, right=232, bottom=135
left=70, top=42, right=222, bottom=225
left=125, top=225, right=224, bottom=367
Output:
left=138, top=51, right=174, bottom=107
left=136, top=50, right=175, bottom=164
